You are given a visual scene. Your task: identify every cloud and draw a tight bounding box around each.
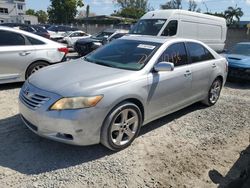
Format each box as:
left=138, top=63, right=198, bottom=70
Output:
left=246, top=0, right=250, bottom=5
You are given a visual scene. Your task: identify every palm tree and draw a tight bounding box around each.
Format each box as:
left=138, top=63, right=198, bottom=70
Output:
left=224, top=6, right=244, bottom=26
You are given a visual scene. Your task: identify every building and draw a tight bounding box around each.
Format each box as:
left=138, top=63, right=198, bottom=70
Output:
left=0, top=0, right=38, bottom=24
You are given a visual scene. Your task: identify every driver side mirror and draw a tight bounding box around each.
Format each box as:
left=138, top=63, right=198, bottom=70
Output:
left=154, top=62, right=174, bottom=72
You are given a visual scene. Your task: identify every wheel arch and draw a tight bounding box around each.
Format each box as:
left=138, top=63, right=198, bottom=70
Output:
left=25, top=60, right=50, bottom=79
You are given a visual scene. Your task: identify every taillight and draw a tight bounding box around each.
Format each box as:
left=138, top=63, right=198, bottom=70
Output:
left=58, top=47, right=69, bottom=54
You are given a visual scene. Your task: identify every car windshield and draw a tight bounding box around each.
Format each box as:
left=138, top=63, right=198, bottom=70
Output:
left=130, top=19, right=167, bottom=35
left=92, top=31, right=113, bottom=39
left=32, top=25, right=47, bottom=33
left=84, top=39, right=161, bottom=71
left=229, top=44, right=250, bottom=56
left=62, top=31, right=72, bottom=37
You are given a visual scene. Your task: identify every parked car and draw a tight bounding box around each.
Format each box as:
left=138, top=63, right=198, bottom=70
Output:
left=19, top=36, right=228, bottom=151
left=74, top=29, right=128, bottom=56
left=47, top=25, right=79, bottom=41
left=223, top=42, right=250, bottom=81
left=36, top=24, right=52, bottom=30
left=0, top=23, right=50, bottom=38
left=130, top=9, right=227, bottom=52
left=0, top=26, right=68, bottom=84
left=59, top=30, right=91, bottom=47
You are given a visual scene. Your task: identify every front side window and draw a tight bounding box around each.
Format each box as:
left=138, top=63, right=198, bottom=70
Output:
left=85, top=39, right=161, bottom=71
left=186, top=42, right=214, bottom=63
left=0, top=30, right=25, bottom=46
left=158, top=42, right=188, bottom=67
left=161, top=20, right=178, bottom=36
left=130, top=19, right=167, bottom=35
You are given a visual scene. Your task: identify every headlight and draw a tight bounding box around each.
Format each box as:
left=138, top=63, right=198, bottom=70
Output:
left=50, top=95, right=103, bottom=110
left=246, top=69, right=250, bottom=73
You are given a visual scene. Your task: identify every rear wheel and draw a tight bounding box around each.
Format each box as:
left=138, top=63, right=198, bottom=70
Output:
left=26, top=61, right=49, bottom=79
left=202, top=78, right=222, bottom=106
left=101, top=102, right=142, bottom=151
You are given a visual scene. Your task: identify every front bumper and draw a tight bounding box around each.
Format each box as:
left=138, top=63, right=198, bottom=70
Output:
left=228, top=67, right=250, bottom=80
left=19, top=83, right=106, bottom=146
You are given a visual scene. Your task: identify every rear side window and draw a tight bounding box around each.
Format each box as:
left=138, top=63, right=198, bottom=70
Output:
left=186, top=42, right=215, bottom=63
left=158, top=42, right=188, bottom=67
left=27, top=36, right=45, bottom=45
left=0, top=30, right=25, bottom=46
left=161, top=20, right=178, bottom=36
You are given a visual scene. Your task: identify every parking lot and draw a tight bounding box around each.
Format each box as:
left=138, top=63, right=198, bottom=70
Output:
left=0, top=81, right=249, bottom=188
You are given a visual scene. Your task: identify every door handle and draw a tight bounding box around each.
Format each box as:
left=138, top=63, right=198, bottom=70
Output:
left=184, top=70, right=192, bottom=77
left=212, top=63, right=217, bottom=68
left=19, top=51, right=31, bottom=56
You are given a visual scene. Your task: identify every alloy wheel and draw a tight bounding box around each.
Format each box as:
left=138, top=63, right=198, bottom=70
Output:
left=110, top=108, right=139, bottom=146
left=209, top=80, right=222, bottom=104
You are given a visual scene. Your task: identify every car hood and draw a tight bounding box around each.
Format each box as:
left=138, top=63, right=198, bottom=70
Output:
left=225, top=54, right=250, bottom=68
left=28, top=60, right=136, bottom=96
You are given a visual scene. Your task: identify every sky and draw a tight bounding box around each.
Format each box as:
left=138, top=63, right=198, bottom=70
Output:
left=26, top=0, right=250, bottom=20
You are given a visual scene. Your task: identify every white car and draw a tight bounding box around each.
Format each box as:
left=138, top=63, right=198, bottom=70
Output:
left=61, top=31, right=91, bottom=47
left=0, top=26, right=69, bottom=84
left=47, top=25, right=79, bottom=41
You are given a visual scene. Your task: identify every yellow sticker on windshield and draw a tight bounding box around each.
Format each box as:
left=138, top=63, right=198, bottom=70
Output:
left=137, top=44, right=156, bottom=50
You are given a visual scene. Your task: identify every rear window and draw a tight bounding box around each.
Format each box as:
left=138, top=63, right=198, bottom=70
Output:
left=186, top=42, right=214, bottom=63
left=32, top=25, right=47, bottom=33
left=27, top=36, right=45, bottom=45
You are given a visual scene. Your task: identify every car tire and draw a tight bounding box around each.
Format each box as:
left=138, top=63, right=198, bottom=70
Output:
left=202, top=78, right=222, bottom=106
left=26, top=61, right=49, bottom=79
left=100, top=102, right=142, bottom=151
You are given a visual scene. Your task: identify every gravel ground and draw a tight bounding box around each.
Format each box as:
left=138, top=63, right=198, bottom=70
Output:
left=0, top=81, right=249, bottom=188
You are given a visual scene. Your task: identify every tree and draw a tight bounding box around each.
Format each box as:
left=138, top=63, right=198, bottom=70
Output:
left=26, top=9, right=36, bottom=16
left=188, top=0, right=200, bottom=12
left=113, top=0, right=149, bottom=19
left=224, top=6, right=243, bottom=26
left=36, top=10, right=48, bottom=24
left=161, top=0, right=182, bottom=9
left=48, top=0, right=84, bottom=24
left=26, top=9, right=48, bottom=24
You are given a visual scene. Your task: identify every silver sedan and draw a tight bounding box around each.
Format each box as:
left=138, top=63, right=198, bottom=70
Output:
left=19, top=36, right=228, bottom=151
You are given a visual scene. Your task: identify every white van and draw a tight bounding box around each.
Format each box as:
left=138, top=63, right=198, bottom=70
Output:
left=130, top=9, right=227, bottom=52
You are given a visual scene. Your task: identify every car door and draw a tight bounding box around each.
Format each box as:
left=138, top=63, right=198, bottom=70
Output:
left=186, top=42, right=215, bottom=101
left=70, top=32, right=83, bottom=44
left=147, top=42, right=192, bottom=119
left=0, top=30, right=35, bottom=83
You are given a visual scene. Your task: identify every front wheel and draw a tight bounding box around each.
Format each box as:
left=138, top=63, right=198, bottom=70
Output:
left=26, top=61, right=49, bottom=79
left=101, top=102, right=142, bottom=151
left=202, top=78, right=222, bottom=106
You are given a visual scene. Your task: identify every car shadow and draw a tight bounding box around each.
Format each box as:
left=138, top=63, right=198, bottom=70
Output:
left=225, top=80, right=250, bottom=90
left=209, top=145, right=250, bottom=188
left=0, top=82, right=23, bottom=91
left=0, top=103, right=206, bottom=175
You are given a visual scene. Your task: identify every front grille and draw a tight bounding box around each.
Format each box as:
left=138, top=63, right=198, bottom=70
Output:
left=20, top=88, right=50, bottom=110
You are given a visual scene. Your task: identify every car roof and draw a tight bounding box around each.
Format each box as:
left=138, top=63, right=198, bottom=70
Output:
left=0, top=26, right=63, bottom=46
left=103, top=28, right=128, bottom=33
left=237, top=42, right=250, bottom=45
left=120, top=35, right=204, bottom=44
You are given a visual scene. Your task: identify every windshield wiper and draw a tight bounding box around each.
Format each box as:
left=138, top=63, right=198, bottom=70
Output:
left=84, top=57, right=116, bottom=68
left=94, top=62, right=116, bottom=68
